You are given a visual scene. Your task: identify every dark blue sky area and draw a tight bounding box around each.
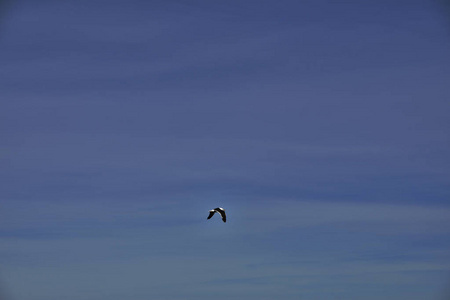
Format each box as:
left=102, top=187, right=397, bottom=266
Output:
left=1, top=1, right=450, bottom=300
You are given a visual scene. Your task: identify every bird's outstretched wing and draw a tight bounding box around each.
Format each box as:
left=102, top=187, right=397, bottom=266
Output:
left=220, top=212, right=226, bottom=223
left=207, top=211, right=215, bottom=219
left=215, top=208, right=226, bottom=223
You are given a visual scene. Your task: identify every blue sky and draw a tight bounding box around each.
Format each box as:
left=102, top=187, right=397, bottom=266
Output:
left=1, top=0, right=450, bottom=299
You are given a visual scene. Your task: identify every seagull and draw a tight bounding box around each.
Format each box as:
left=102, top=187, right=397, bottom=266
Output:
left=207, top=207, right=226, bottom=223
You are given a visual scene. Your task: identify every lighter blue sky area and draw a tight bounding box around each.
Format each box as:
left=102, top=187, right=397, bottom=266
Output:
left=1, top=1, right=450, bottom=300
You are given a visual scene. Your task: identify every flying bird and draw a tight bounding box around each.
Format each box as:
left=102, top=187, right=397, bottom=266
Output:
left=207, top=207, right=226, bottom=223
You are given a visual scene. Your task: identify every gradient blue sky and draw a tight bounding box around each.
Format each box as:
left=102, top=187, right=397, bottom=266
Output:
left=1, top=1, right=450, bottom=299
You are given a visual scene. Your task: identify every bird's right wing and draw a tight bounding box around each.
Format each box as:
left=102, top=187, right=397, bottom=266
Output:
left=207, top=211, right=215, bottom=219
